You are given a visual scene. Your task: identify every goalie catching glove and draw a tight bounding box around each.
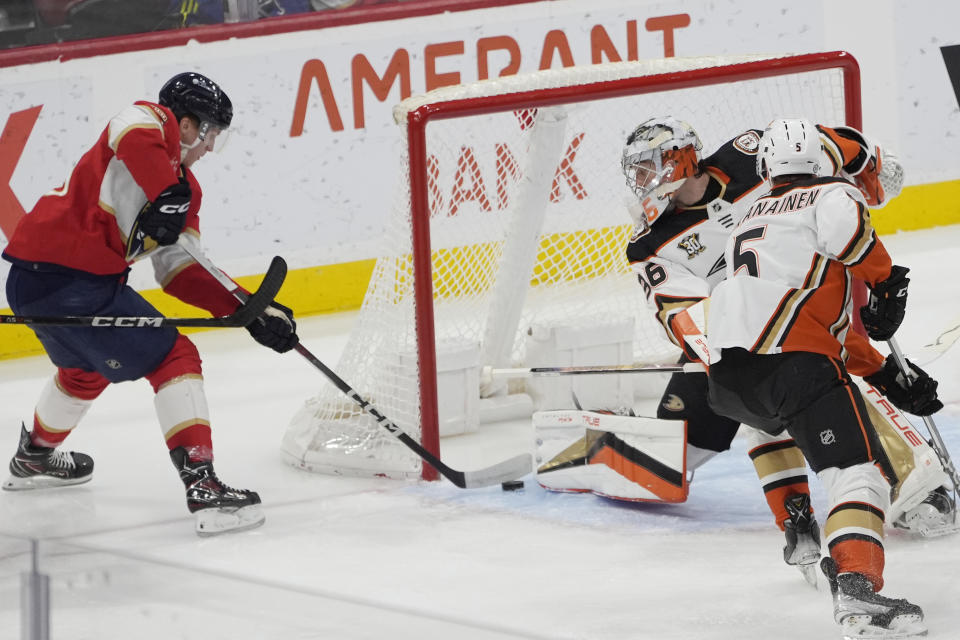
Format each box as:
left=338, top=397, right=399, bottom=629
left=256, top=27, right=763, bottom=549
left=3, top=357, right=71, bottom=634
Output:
left=247, top=301, right=298, bottom=353
left=864, top=355, right=943, bottom=416
left=860, top=265, right=909, bottom=341
left=138, top=177, right=191, bottom=246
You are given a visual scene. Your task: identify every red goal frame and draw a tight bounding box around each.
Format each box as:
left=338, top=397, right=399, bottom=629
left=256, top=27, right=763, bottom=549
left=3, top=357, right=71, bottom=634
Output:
left=400, top=51, right=863, bottom=480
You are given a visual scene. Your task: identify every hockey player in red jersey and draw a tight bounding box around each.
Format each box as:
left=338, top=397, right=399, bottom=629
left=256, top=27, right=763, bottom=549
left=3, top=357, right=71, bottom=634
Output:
left=707, top=118, right=927, bottom=638
left=619, top=117, right=950, bottom=573
left=1, top=72, right=298, bottom=536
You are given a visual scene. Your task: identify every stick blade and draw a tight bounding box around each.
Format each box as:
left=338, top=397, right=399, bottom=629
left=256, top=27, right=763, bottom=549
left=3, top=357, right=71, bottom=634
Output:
left=453, top=453, right=533, bottom=489
left=227, top=256, right=288, bottom=327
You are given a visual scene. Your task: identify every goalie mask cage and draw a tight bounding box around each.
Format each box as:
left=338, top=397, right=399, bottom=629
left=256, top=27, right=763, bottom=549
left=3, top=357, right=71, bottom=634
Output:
left=284, top=51, right=862, bottom=481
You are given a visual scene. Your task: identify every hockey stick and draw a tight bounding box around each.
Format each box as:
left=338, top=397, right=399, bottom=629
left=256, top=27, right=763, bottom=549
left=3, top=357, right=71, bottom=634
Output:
left=483, top=362, right=706, bottom=384
left=887, top=336, right=960, bottom=519
left=177, top=241, right=532, bottom=489
left=909, top=318, right=960, bottom=366
left=0, top=256, right=287, bottom=329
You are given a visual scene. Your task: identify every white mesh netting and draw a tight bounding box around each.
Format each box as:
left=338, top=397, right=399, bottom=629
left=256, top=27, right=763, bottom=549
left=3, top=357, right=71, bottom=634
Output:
left=283, top=54, right=853, bottom=478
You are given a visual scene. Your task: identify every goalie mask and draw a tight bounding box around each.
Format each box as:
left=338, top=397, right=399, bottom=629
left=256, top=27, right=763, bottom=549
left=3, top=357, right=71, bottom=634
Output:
left=621, top=117, right=702, bottom=235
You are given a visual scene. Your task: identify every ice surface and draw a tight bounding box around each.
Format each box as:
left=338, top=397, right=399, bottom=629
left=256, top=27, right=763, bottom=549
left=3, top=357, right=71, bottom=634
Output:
left=1, top=226, right=959, bottom=639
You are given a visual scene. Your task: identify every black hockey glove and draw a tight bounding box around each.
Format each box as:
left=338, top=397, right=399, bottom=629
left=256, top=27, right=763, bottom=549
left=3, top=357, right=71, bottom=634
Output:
left=138, top=179, right=191, bottom=246
left=247, top=301, right=299, bottom=353
left=863, top=355, right=943, bottom=416
left=859, top=265, right=909, bottom=341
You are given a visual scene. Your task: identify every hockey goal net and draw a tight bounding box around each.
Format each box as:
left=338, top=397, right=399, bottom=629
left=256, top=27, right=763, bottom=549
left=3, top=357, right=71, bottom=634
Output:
left=283, top=51, right=861, bottom=480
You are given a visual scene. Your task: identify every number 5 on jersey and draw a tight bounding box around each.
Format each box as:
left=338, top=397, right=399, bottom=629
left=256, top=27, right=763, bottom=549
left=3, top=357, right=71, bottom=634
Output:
left=732, top=226, right=766, bottom=277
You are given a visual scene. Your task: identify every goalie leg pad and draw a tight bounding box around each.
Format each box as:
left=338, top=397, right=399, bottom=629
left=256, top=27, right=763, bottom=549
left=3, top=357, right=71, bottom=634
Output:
left=857, top=379, right=949, bottom=523
left=534, top=410, right=689, bottom=503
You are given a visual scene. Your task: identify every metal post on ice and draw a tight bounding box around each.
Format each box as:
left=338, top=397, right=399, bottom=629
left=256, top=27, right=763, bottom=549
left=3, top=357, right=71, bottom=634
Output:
left=20, top=538, right=49, bottom=640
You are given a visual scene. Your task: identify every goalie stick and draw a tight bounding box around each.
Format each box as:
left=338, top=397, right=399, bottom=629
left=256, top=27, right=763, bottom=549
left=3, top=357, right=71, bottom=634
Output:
left=888, top=336, right=960, bottom=522
left=483, top=362, right=706, bottom=384
left=909, top=318, right=960, bottom=367
left=0, top=256, right=287, bottom=330
left=177, top=241, right=532, bottom=489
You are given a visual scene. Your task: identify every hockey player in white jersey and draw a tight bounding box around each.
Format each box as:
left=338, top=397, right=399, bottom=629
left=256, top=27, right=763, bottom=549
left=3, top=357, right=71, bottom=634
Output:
left=521, top=115, right=952, bottom=588
left=707, top=118, right=927, bottom=638
left=616, top=117, right=951, bottom=544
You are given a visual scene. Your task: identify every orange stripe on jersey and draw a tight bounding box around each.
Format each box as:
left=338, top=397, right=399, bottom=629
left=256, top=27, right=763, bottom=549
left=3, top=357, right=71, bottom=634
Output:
left=765, top=261, right=855, bottom=361
left=826, top=358, right=875, bottom=461
left=818, top=126, right=868, bottom=174
left=836, top=200, right=871, bottom=263
left=752, top=287, right=811, bottom=353
left=707, top=166, right=731, bottom=186
left=848, top=234, right=894, bottom=287
left=800, top=253, right=830, bottom=290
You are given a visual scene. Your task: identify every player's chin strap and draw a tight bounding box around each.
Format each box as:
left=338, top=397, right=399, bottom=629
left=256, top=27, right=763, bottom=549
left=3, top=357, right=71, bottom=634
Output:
left=887, top=336, right=960, bottom=520
left=176, top=239, right=532, bottom=489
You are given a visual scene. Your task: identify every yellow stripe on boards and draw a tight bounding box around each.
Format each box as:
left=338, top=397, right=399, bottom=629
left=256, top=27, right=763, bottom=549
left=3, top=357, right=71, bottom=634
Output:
left=871, top=180, right=960, bottom=233
left=0, top=258, right=375, bottom=361
left=2, top=178, right=959, bottom=361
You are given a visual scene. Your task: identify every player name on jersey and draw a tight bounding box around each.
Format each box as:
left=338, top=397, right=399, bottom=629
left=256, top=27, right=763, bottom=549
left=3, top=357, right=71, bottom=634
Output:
left=743, top=186, right=822, bottom=222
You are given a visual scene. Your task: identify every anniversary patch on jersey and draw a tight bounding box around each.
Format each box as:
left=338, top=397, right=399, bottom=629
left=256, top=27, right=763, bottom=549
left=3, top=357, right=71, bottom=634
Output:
left=733, top=131, right=761, bottom=154
left=677, top=232, right=706, bottom=259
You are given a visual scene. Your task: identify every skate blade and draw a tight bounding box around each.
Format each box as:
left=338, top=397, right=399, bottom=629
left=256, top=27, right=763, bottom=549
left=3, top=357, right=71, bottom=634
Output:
left=195, top=504, right=265, bottom=537
left=840, top=613, right=927, bottom=639
left=2, top=474, right=92, bottom=491
left=916, top=520, right=960, bottom=538
left=798, top=562, right=819, bottom=589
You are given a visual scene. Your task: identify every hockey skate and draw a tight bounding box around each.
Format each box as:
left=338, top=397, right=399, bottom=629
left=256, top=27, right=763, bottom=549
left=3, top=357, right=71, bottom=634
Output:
left=3, top=423, right=93, bottom=491
left=894, top=486, right=959, bottom=537
left=782, top=493, right=821, bottom=588
left=170, top=447, right=265, bottom=536
left=821, top=558, right=926, bottom=639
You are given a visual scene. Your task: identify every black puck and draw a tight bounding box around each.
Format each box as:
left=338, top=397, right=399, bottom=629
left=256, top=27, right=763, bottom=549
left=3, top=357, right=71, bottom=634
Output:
left=501, top=480, right=524, bottom=491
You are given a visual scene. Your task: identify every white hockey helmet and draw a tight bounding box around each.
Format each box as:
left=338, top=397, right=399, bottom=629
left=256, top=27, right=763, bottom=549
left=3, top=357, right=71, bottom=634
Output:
left=621, top=116, right=702, bottom=234
left=756, top=118, right=821, bottom=180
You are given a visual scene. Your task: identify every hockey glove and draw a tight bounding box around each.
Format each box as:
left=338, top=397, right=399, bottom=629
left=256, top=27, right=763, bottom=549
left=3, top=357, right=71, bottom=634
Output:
left=138, top=179, right=191, bottom=246
left=864, top=355, right=943, bottom=416
left=859, top=265, right=909, bottom=341
left=247, top=301, right=299, bottom=353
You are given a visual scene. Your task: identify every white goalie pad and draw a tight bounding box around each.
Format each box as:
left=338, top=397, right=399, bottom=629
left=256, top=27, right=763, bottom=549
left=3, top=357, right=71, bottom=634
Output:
left=534, top=410, right=689, bottom=502
left=857, top=379, right=949, bottom=523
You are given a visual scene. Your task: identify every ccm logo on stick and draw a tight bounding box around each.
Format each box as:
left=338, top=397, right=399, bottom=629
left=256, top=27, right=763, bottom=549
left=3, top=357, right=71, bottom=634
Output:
left=92, top=317, right=163, bottom=327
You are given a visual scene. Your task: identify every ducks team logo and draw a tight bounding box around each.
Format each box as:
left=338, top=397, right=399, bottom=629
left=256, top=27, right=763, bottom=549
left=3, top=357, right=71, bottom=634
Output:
left=733, top=131, right=761, bottom=154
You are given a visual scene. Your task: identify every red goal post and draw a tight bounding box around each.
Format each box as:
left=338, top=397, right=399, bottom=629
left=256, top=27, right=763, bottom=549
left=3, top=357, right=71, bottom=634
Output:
left=284, top=51, right=863, bottom=481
